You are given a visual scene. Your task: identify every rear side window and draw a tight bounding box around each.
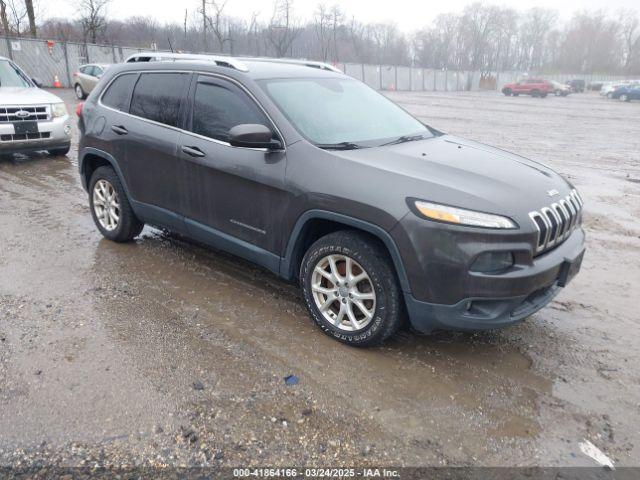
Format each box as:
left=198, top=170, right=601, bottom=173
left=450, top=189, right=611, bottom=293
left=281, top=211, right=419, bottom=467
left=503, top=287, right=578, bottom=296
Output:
left=191, top=78, right=270, bottom=142
left=130, top=73, right=189, bottom=128
left=101, top=73, right=137, bottom=112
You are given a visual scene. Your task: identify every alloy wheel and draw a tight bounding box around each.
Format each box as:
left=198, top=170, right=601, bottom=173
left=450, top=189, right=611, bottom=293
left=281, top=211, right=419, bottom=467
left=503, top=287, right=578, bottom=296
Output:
left=311, top=254, right=376, bottom=331
left=93, top=179, right=120, bottom=231
left=75, top=84, right=84, bottom=99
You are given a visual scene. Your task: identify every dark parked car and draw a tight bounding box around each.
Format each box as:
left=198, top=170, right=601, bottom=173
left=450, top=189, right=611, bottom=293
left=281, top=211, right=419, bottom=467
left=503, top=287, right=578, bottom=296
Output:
left=565, top=79, right=585, bottom=93
left=77, top=54, right=586, bottom=346
left=611, top=84, right=640, bottom=102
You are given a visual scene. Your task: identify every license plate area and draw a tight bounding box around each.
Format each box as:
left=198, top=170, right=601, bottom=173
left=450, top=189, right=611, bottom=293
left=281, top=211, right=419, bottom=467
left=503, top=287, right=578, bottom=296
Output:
left=13, top=121, right=39, bottom=135
left=557, top=250, right=584, bottom=287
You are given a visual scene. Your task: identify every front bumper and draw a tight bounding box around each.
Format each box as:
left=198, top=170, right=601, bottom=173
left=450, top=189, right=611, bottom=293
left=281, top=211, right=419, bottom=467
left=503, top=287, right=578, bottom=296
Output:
left=403, top=228, right=585, bottom=332
left=0, top=114, right=72, bottom=154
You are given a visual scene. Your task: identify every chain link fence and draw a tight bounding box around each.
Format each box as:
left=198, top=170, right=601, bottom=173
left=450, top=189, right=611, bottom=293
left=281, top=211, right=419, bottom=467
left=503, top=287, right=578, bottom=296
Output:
left=1, top=35, right=635, bottom=92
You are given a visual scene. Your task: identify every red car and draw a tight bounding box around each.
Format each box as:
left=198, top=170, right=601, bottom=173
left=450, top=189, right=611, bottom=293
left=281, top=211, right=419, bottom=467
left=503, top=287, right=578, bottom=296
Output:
left=502, top=78, right=553, bottom=98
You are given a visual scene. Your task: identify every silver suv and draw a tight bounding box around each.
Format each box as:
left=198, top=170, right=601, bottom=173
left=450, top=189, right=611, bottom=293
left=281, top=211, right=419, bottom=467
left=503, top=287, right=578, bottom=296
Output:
left=0, top=56, right=71, bottom=156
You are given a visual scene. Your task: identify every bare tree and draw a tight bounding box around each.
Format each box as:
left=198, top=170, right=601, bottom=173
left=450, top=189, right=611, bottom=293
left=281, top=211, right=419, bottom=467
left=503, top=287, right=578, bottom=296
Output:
left=0, top=1, right=11, bottom=36
left=267, top=0, right=299, bottom=57
left=25, top=0, right=36, bottom=37
left=204, top=0, right=231, bottom=52
left=313, top=4, right=330, bottom=61
left=77, top=0, right=111, bottom=43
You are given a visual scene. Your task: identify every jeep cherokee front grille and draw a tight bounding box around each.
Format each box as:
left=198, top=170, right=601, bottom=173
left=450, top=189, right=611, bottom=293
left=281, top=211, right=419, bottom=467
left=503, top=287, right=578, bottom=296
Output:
left=529, top=189, right=583, bottom=254
left=0, top=105, right=50, bottom=122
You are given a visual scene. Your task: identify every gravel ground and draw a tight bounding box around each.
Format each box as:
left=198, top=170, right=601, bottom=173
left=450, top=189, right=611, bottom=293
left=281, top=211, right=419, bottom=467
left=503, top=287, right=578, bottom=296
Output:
left=0, top=88, right=638, bottom=470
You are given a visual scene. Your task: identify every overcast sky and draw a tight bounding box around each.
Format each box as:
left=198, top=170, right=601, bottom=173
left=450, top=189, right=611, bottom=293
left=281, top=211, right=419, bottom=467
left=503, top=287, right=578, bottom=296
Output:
left=53, top=0, right=640, bottom=32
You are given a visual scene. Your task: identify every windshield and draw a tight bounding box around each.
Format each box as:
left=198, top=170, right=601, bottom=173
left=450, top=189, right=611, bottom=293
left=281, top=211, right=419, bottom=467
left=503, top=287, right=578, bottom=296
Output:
left=259, top=77, right=432, bottom=147
left=0, top=60, right=32, bottom=88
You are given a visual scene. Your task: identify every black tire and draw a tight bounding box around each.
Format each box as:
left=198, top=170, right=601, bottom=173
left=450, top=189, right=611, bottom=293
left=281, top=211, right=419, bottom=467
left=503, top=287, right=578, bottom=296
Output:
left=89, top=166, right=144, bottom=242
left=300, top=230, right=404, bottom=347
left=75, top=83, right=87, bottom=100
left=502, top=88, right=512, bottom=96
left=540, top=92, right=548, bottom=98
left=513, top=93, right=519, bottom=96
left=620, top=94, right=630, bottom=102
left=531, top=89, right=540, bottom=98
left=47, top=145, right=71, bottom=156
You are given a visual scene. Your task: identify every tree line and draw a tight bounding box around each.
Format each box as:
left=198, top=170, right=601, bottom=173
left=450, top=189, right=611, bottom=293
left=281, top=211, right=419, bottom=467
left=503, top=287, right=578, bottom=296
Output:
left=1, top=0, right=639, bottom=74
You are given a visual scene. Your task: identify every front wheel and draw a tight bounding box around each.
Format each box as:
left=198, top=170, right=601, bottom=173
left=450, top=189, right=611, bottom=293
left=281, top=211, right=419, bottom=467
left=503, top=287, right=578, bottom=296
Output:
left=620, top=94, right=630, bottom=102
left=502, top=88, right=512, bottom=96
left=75, top=83, right=87, bottom=100
left=47, top=145, right=70, bottom=156
left=89, top=166, right=144, bottom=242
left=300, top=230, right=404, bottom=347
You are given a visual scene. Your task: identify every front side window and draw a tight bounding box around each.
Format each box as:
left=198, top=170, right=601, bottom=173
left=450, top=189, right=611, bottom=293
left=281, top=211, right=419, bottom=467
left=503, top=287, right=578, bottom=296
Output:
left=130, top=73, right=189, bottom=128
left=191, top=78, right=270, bottom=143
left=259, top=77, right=430, bottom=147
left=101, top=73, right=137, bottom=112
left=0, top=60, right=32, bottom=87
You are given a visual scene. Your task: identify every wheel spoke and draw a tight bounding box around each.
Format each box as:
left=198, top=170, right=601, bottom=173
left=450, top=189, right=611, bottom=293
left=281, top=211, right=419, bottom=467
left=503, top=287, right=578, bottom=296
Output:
left=319, top=296, right=335, bottom=312
left=346, top=302, right=360, bottom=329
left=328, top=255, right=343, bottom=282
left=312, top=284, right=335, bottom=296
left=314, top=266, right=334, bottom=283
left=351, top=291, right=375, bottom=301
left=335, top=302, right=347, bottom=325
left=353, top=299, right=373, bottom=320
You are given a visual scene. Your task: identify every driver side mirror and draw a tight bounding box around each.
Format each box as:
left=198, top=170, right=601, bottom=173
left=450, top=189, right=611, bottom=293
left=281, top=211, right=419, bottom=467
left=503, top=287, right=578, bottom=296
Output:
left=31, top=77, right=43, bottom=88
left=228, top=124, right=281, bottom=150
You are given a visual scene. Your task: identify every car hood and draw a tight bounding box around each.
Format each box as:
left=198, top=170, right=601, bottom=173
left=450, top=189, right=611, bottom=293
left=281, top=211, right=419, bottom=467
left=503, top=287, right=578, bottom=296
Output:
left=333, top=134, right=571, bottom=217
left=0, top=87, right=63, bottom=105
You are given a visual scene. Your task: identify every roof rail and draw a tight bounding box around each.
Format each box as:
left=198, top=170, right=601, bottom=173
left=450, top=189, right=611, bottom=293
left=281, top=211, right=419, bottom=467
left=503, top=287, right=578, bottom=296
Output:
left=125, top=52, right=249, bottom=72
left=241, top=57, right=342, bottom=73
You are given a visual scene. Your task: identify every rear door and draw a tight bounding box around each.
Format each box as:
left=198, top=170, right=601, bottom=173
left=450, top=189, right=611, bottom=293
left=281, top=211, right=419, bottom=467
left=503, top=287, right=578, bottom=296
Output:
left=122, top=71, right=191, bottom=228
left=178, top=74, right=289, bottom=255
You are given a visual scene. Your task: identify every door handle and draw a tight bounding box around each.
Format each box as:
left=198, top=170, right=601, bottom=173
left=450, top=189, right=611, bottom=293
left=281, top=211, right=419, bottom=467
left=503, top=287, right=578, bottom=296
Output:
left=111, top=125, right=128, bottom=135
left=181, top=145, right=206, bottom=158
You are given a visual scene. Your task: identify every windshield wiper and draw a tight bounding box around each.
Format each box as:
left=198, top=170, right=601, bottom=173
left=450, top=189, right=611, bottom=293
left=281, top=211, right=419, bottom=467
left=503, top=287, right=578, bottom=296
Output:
left=380, top=134, right=425, bottom=146
left=314, top=141, right=363, bottom=150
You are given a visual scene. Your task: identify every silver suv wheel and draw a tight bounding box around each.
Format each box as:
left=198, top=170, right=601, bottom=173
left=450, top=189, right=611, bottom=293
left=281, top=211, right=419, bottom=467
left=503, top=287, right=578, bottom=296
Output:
left=92, top=179, right=120, bottom=231
left=311, top=254, right=376, bottom=331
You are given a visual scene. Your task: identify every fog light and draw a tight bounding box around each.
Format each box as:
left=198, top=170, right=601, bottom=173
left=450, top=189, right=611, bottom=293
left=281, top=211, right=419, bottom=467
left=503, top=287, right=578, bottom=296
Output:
left=471, top=252, right=514, bottom=273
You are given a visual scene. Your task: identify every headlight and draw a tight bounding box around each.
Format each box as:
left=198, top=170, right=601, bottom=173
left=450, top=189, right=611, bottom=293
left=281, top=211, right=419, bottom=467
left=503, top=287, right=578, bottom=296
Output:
left=51, top=102, right=68, bottom=118
left=412, top=200, right=517, bottom=229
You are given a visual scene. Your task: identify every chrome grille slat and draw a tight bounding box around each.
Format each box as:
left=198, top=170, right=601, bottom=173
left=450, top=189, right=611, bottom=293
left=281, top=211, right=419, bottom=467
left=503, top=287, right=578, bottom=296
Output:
left=0, top=105, right=51, bottom=123
left=530, top=189, right=583, bottom=255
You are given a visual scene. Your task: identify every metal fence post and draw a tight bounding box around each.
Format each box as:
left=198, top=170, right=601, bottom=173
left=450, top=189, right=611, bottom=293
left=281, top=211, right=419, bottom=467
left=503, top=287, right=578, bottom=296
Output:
left=422, top=68, right=425, bottom=91
left=112, top=45, right=117, bottom=63
left=62, top=41, right=72, bottom=87
left=394, top=65, right=398, bottom=90
left=379, top=65, right=382, bottom=90
left=5, top=36, right=13, bottom=60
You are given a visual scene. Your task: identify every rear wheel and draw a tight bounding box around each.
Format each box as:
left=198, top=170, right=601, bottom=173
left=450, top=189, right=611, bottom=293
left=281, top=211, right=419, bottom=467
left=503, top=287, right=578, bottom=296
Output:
left=540, top=92, right=548, bottom=98
left=531, top=89, right=540, bottom=98
left=300, top=230, right=404, bottom=347
left=620, top=93, right=630, bottom=102
left=75, top=83, right=87, bottom=100
left=502, top=88, right=512, bottom=96
left=89, top=166, right=143, bottom=242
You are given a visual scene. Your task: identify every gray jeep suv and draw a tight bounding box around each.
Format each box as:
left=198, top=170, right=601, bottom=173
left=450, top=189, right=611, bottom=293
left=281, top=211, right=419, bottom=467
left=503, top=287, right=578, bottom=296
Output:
left=77, top=54, right=585, bottom=346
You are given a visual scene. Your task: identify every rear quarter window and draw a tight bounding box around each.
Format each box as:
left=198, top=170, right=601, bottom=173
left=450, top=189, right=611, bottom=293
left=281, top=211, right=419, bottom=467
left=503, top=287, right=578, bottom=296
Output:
left=129, top=72, right=189, bottom=128
left=101, top=73, right=138, bottom=112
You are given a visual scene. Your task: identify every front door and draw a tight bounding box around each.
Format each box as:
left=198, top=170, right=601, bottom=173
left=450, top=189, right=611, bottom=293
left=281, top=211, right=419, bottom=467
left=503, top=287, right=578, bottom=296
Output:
left=178, top=74, right=289, bottom=258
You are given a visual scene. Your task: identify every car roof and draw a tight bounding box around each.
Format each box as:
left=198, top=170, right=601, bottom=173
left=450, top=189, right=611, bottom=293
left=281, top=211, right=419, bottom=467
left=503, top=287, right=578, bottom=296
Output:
left=122, top=52, right=344, bottom=80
